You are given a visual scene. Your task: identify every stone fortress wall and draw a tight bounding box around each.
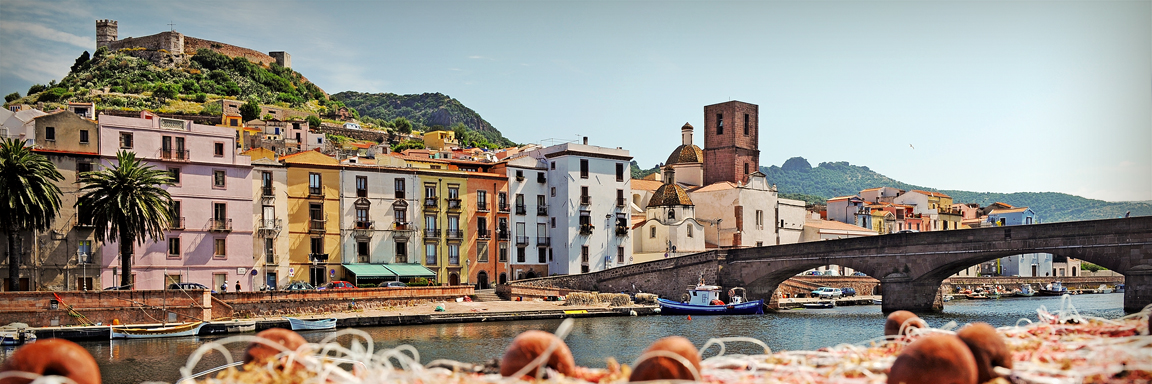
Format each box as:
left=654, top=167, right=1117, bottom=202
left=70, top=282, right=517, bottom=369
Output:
left=95, top=19, right=289, bottom=68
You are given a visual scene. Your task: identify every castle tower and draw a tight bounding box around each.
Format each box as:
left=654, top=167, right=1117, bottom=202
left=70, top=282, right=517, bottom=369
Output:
left=96, top=19, right=118, bottom=49
left=703, top=101, right=759, bottom=185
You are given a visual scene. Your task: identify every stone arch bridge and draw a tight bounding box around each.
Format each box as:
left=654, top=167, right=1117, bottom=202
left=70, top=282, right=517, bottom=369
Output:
left=515, top=217, right=1152, bottom=312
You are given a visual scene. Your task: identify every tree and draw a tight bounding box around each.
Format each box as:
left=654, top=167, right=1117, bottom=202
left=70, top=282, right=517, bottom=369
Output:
left=26, top=84, right=46, bottom=96
left=306, top=115, right=322, bottom=128
left=4, top=93, right=19, bottom=103
left=392, top=117, right=412, bottom=134
left=0, top=138, right=64, bottom=291
left=240, top=98, right=260, bottom=122
left=70, top=51, right=91, bottom=73
left=77, top=151, right=173, bottom=289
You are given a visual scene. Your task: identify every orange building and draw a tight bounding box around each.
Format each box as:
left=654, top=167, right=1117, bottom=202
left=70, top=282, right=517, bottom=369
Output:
left=465, top=171, right=509, bottom=289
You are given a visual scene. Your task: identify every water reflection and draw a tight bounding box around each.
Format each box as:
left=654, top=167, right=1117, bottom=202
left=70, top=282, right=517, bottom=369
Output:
left=0, top=293, right=1125, bottom=383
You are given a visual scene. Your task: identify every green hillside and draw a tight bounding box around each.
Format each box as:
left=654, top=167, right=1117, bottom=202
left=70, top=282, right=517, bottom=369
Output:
left=5, top=48, right=347, bottom=117
left=332, top=91, right=515, bottom=148
left=762, top=157, right=1151, bottom=222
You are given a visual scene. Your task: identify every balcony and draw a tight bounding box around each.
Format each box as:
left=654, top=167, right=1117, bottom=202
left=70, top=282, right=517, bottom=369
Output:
left=616, top=197, right=626, bottom=208
left=615, top=226, right=629, bottom=236
left=498, top=203, right=510, bottom=213
left=261, top=186, right=275, bottom=201
left=308, top=187, right=325, bottom=198
left=515, top=205, right=527, bottom=215
left=309, top=219, right=327, bottom=234
left=515, top=236, right=529, bottom=245
left=579, top=224, right=594, bottom=235
left=423, top=198, right=439, bottom=210
left=497, top=230, right=510, bottom=240
left=447, top=198, right=462, bottom=211
left=477, top=229, right=491, bottom=239
left=423, top=228, right=441, bottom=239
left=353, top=220, right=374, bottom=238
left=536, top=206, right=548, bottom=216
left=309, top=253, right=329, bottom=263
left=168, top=217, right=184, bottom=230
left=160, top=149, right=190, bottom=162
left=257, top=218, right=282, bottom=237
left=209, top=218, right=232, bottom=232
left=391, top=222, right=414, bottom=231
left=580, top=195, right=592, bottom=205
left=446, top=229, right=463, bottom=240
left=477, top=202, right=489, bottom=212
left=394, top=190, right=405, bottom=199
left=536, top=237, right=550, bottom=246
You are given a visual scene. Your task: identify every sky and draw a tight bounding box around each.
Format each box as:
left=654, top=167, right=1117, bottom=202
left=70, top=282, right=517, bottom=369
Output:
left=1, top=0, right=1149, bottom=202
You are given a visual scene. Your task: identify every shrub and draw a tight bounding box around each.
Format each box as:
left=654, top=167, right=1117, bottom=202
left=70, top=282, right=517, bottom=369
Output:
left=4, top=92, right=19, bottom=103
left=152, top=83, right=181, bottom=100
left=37, top=87, right=71, bottom=102
left=27, top=84, right=47, bottom=95
left=306, top=115, right=322, bottom=128
left=200, top=101, right=222, bottom=116
left=193, top=92, right=207, bottom=103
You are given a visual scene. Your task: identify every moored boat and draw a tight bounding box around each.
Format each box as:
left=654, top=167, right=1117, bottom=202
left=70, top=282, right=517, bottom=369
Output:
left=1014, top=284, right=1036, bottom=297
left=0, top=323, right=36, bottom=346
left=1116, top=284, right=1125, bottom=293
left=224, top=320, right=256, bottom=333
left=110, top=321, right=205, bottom=339
left=286, top=317, right=337, bottom=331
left=1096, top=285, right=1113, bottom=294
left=657, top=276, right=763, bottom=316
left=1039, top=281, right=1068, bottom=296
left=802, top=301, right=835, bottom=309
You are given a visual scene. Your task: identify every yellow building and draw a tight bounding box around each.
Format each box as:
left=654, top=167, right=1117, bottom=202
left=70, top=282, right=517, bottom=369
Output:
left=281, top=150, right=343, bottom=286
left=423, top=131, right=459, bottom=151
left=416, top=170, right=470, bottom=285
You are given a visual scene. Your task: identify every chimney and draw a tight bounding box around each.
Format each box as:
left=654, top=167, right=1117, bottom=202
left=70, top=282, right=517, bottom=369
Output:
left=681, top=123, right=693, bottom=146
left=582, top=136, right=588, bottom=145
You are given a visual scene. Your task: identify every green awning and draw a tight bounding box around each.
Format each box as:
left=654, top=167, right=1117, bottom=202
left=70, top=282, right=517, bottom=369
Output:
left=342, top=264, right=397, bottom=279
left=384, top=263, right=437, bottom=278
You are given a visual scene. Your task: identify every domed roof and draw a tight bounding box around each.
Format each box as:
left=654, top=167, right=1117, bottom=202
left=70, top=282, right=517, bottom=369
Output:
left=665, top=144, right=703, bottom=165
left=646, top=183, right=693, bottom=208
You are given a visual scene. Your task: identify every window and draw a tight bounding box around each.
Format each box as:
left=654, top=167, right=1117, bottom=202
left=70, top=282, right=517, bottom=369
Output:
left=356, top=208, right=369, bottom=224
left=355, top=176, right=368, bottom=197
left=425, top=243, right=437, bottom=265
left=425, top=215, right=437, bottom=230
left=449, top=244, right=460, bottom=265
left=668, top=209, right=675, bottom=220
left=357, top=241, right=369, bottom=263
left=650, top=226, right=656, bottom=238
left=394, top=178, right=406, bottom=198
left=77, top=240, right=92, bottom=263
left=716, top=113, right=724, bottom=135
left=45, top=127, right=55, bottom=141
left=214, top=142, right=225, bottom=157
left=617, top=246, right=624, bottom=263
left=536, top=195, right=546, bottom=215
left=79, top=130, right=89, bottom=144
left=213, top=238, right=226, bottom=258
left=169, top=167, right=181, bottom=184
left=310, top=237, right=323, bottom=255
left=498, top=192, right=508, bottom=210
left=170, top=200, right=182, bottom=223
left=517, top=246, right=526, bottom=263
left=616, top=189, right=625, bottom=206
left=550, top=161, right=555, bottom=170
left=515, top=170, right=524, bottom=180
left=425, top=184, right=437, bottom=199
left=744, top=114, right=749, bottom=135
left=120, top=132, right=133, bottom=148
left=538, top=248, right=546, bottom=263
left=687, top=225, right=694, bottom=237
left=616, top=163, right=624, bottom=182
left=230, top=118, right=238, bottom=127
left=213, top=170, right=226, bottom=188
left=551, top=217, right=556, bottom=228
left=756, top=210, right=763, bottom=228
left=395, top=207, right=407, bottom=223
left=550, top=187, right=556, bottom=197
left=515, top=194, right=525, bottom=214
left=744, top=163, right=749, bottom=175
left=581, top=246, right=589, bottom=263
left=264, top=238, right=274, bottom=263
left=498, top=242, right=508, bottom=262
left=76, top=162, right=92, bottom=182
left=309, top=173, right=322, bottom=195
left=580, top=159, right=589, bottom=179
left=478, top=242, right=489, bottom=262
left=477, top=190, right=487, bottom=210
left=309, top=203, right=323, bottom=221
left=395, top=241, right=408, bottom=263
left=168, top=237, right=180, bottom=257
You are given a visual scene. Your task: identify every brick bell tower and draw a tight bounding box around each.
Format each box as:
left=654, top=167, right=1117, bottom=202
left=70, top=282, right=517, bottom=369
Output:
left=703, top=101, right=759, bottom=185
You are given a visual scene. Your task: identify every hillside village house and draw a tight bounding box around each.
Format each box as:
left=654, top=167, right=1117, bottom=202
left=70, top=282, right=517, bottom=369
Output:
left=244, top=148, right=290, bottom=289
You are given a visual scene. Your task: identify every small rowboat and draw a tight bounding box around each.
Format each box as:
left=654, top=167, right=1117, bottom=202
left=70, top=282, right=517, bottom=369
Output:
left=110, top=321, right=205, bottom=339
left=285, top=317, right=336, bottom=331
left=802, top=301, right=835, bottom=309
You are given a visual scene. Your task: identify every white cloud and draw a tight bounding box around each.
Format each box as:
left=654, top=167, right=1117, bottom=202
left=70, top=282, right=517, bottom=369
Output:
left=0, top=21, right=93, bottom=49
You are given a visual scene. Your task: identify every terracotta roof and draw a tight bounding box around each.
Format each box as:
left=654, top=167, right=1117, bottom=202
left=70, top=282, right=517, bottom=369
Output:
left=665, top=144, right=703, bottom=165
left=909, top=190, right=951, bottom=198
left=691, top=181, right=738, bottom=193
left=827, top=195, right=860, bottom=202
left=630, top=179, right=664, bottom=192
left=803, top=219, right=876, bottom=233
left=860, top=187, right=883, bottom=192
left=989, top=207, right=1030, bottom=215
left=988, top=202, right=1014, bottom=209
left=647, top=183, right=693, bottom=208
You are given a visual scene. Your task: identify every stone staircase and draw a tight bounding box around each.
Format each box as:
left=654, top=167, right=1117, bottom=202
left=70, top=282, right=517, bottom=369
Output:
left=473, top=289, right=504, bottom=302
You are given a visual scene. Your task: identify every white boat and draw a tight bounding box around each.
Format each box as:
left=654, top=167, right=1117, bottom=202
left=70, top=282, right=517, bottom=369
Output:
left=873, top=298, right=884, bottom=305
left=285, top=317, right=336, bottom=331
left=224, top=320, right=256, bottom=333
left=803, top=301, right=835, bottom=309
left=111, top=321, right=205, bottom=339
left=0, top=323, right=35, bottom=345
left=1097, top=285, right=1113, bottom=294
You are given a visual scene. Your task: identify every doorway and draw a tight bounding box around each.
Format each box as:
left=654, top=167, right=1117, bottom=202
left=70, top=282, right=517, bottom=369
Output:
left=476, top=271, right=489, bottom=289
left=498, top=273, right=507, bottom=285
left=449, top=273, right=460, bottom=286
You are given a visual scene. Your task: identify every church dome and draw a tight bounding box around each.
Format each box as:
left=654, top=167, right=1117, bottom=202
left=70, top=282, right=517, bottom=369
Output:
left=665, top=144, right=703, bottom=165
left=646, top=183, right=693, bottom=208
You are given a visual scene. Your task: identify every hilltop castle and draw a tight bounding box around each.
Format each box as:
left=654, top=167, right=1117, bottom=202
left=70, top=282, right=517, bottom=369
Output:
left=95, top=19, right=290, bottom=68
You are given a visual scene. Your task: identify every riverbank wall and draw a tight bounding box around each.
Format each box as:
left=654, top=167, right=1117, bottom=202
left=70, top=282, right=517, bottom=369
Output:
left=0, top=286, right=473, bottom=327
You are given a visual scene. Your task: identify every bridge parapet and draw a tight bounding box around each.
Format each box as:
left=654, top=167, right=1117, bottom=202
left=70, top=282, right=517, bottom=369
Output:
left=509, top=251, right=724, bottom=301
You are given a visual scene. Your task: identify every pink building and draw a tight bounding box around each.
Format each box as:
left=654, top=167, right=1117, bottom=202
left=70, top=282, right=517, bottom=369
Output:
left=97, top=112, right=253, bottom=290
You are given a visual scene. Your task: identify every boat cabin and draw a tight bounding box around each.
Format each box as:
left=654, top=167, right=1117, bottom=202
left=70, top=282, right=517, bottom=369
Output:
left=686, top=284, right=723, bottom=306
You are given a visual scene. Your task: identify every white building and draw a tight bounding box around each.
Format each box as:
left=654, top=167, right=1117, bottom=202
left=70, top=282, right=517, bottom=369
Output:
left=633, top=168, right=706, bottom=261
left=504, top=155, right=551, bottom=278
left=248, top=152, right=290, bottom=289
left=691, top=172, right=806, bottom=248
left=525, top=140, right=632, bottom=274
left=338, top=164, right=420, bottom=284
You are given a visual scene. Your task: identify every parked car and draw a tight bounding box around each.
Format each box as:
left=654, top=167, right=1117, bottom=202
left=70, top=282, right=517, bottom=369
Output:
left=811, top=287, right=843, bottom=299
left=167, top=282, right=211, bottom=291
left=378, top=281, right=407, bottom=288
left=895, top=230, right=919, bottom=234
left=325, top=281, right=355, bottom=289
left=851, top=271, right=868, bottom=277
left=798, top=270, right=821, bottom=276
left=841, top=287, right=857, bottom=297
left=284, top=281, right=316, bottom=291
left=821, top=269, right=841, bottom=276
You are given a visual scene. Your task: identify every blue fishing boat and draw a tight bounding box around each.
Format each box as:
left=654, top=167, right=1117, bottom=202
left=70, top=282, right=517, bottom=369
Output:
left=1039, top=281, right=1068, bottom=296
left=657, top=276, right=763, bottom=316
left=285, top=317, right=336, bottom=331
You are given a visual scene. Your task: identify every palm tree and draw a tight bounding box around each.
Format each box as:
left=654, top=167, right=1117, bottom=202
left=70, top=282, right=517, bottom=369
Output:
left=0, top=138, right=63, bottom=291
left=77, top=151, right=173, bottom=289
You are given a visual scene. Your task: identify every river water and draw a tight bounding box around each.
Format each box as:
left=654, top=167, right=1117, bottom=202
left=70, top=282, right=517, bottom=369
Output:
left=1, top=293, right=1127, bottom=383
